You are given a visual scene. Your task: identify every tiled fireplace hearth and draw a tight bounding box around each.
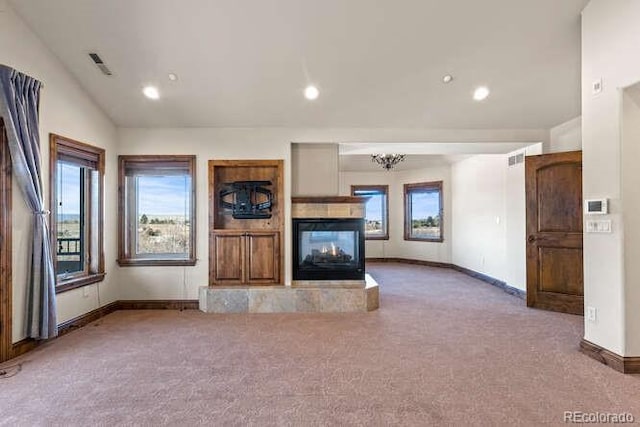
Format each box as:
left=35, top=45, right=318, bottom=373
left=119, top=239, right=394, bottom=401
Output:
left=199, top=196, right=379, bottom=313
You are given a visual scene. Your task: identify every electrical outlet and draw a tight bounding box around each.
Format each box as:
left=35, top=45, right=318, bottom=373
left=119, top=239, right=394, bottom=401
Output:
left=82, top=286, right=90, bottom=298
left=587, top=306, right=597, bottom=322
left=592, top=78, right=603, bottom=95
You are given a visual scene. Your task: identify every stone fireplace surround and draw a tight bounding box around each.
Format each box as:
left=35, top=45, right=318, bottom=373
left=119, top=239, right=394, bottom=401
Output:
left=199, top=197, right=379, bottom=313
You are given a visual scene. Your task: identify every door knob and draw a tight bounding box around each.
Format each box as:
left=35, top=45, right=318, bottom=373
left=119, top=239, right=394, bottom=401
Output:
left=527, top=235, right=536, bottom=243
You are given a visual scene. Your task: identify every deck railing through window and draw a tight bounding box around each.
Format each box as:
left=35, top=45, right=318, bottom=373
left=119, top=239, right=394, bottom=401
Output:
left=57, top=237, right=81, bottom=256
left=56, top=237, right=82, bottom=274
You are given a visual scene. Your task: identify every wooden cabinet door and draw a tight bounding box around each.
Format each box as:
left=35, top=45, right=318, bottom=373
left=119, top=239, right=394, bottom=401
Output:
left=246, top=232, right=279, bottom=284
left=211, top=232, right=245, bottom=284
left=526, top=151, right=583, bottom=315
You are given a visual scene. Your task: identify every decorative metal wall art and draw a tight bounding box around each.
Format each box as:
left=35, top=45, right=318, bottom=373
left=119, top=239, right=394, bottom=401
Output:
left=219, top=180, right=273, bottom=219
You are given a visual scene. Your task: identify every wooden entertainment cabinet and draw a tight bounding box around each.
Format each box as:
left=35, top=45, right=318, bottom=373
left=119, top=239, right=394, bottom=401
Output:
left=208, top=160, right=284, bottom=285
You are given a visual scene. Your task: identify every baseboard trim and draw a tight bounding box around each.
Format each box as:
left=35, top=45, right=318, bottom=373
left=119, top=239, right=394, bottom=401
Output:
left=367, top=257, right=526, bottom=299
left=5, top=299, right=198, bottom=362
left=450, top=265, right=526, bottom=299
left=118, top=300, right=199, bottom=311
left=57, top=301, right=120, bottom=337
left=579, top=339, right=640, bottom=374
left=366, top=257, right=452, bottom=269
left=10, top=337, right=38, bottom=360
left=10, top=302, right=120, bottom=359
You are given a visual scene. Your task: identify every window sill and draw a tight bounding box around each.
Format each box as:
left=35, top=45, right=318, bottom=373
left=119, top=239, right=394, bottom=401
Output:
left=365, top=235, right=389, bottom=241
left=404, top=237, right=444, bottom=243
left=56, top=273, right=106, bottom=294
left=117, top=258, right=197, bottom=267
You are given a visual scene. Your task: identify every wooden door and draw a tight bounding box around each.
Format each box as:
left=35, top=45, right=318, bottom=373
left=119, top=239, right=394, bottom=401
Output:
left=526, top=151, right=583, bottom=315
left=246, top=232, right=279, bottom=284
left=211, top=231, right=245, bottom=285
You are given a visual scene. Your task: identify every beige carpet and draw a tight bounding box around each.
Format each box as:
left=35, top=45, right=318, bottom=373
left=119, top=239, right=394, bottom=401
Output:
left=1, top=263, right=639, bottom=426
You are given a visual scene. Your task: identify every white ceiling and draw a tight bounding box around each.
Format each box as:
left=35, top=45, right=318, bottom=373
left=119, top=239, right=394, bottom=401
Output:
left=340, top=154, right=468, bottom=172
left=11, top=0, right=588, bottom=128
left=338, top=141, right=535, bottom=171
left=339, top=142, right=533, bottom=155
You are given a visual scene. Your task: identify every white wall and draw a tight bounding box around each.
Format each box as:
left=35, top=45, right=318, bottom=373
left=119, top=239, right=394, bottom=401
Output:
left=291, top=143, right=339, bottom=196
left=451, top=156, right=509, bottom=284
left=504, top=154, right=526, bottom=291
left=504, top=145, right=543, bottom=290
left=582, top=0, right=640, bottom=356
left=0, top=1, right=118, bottom=342
left=548, top=116, right=582, bottom=153
left=340, top=165, right=452, bottom=264
left=451, top=144, right=542, bottom=291
left=622, top=87, right=640, bottom=355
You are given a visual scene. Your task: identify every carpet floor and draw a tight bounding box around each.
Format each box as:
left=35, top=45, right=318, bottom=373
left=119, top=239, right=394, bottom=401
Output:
left=1, top=263, right=639, bottom=426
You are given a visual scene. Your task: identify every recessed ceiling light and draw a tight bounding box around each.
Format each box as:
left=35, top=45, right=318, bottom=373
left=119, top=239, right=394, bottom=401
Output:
left=142, top=85, right=160, bottom=100
left=442, top=75, right=453, bottom=84
left=304, top=85, right=319, bottom=100
left=168, top=73, right=178, bottom=81
left=473, top=86, right=490, bottom=101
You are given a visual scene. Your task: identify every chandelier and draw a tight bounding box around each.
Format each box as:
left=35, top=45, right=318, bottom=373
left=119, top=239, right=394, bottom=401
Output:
left=371, top=154, right=406, bottom=171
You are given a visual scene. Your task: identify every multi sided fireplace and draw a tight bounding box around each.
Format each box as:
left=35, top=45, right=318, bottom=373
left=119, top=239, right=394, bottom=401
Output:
left=293, top=218, right=365, bottom=281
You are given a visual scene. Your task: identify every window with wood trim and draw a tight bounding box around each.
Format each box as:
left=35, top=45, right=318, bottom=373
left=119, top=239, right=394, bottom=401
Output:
left=404, top=181, right=443, bottom=242
left=351, top=185, right=389, bottom=240
left=50, top=134, right=105, bottom=293
left=118, top=155, right=196, bottom=266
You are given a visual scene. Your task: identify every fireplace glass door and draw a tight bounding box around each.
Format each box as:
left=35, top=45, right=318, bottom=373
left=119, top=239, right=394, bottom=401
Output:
left=293, top=219, right=365, bottom=280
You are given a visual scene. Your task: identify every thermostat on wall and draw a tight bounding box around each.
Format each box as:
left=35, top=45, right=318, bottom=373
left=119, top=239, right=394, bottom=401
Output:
left=585, top=198, right=608, bottom=215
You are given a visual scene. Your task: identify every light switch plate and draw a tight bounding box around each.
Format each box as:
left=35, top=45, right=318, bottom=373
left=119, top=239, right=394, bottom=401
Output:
left=586, top=219, right=612, bottom=233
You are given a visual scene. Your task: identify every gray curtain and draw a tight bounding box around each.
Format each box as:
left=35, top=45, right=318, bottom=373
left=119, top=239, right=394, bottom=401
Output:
left=0, top=65, right=57, bottom=340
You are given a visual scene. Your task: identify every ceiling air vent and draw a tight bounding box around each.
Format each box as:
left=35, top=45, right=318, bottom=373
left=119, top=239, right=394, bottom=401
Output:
left=88, top=52, right=112, bottom=76
left=508, top=152, right=525, bottom=167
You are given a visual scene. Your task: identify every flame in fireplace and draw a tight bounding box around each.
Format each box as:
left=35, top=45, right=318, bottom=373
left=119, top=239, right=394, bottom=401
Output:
left=319, top=243, right=340, bottom=256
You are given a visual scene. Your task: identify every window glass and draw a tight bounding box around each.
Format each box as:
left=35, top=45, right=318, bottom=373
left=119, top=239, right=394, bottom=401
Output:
left=50, top=133, right=105, bottom=292
left=405, top=182, right=443, bottom=242
left=56, top=162, right=85, bottom=275
left=351, top=186, right=388, bottom=240
left=135, top=175, right=191, bottom=256
left=118, top=156, right=196, bottom=266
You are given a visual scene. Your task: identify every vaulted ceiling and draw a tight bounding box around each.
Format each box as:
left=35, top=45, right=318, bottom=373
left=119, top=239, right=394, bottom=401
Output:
left=11, top=0, right=588, bottom=128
